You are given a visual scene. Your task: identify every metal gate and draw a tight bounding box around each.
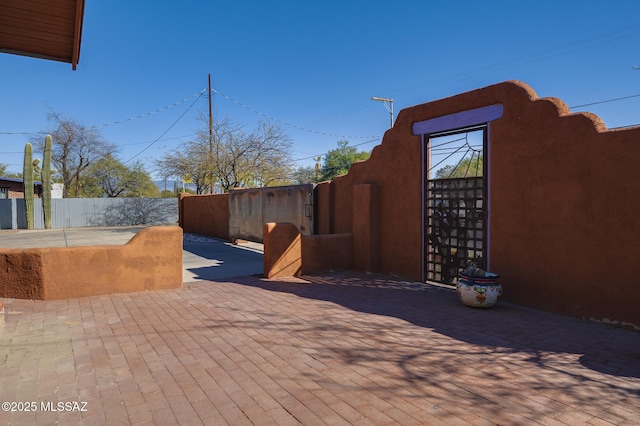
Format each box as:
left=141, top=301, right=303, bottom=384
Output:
left=424, top=127, right=487, bottom=285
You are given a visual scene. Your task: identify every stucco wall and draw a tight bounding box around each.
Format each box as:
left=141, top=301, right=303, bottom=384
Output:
left=263, top=222, right=352, bottom=279
left=179, top=185, right=314, bottom=243
left=302, top=233, right=352, bottom=275
left=0, top=226, right=183, bottom=300
left=229, top=185, right=314, bottom=243
left=179, top=193, right=230, bottom=241
left=320, top=80, right=640, bottom=328
left=316, top=113, right=423, bottom=280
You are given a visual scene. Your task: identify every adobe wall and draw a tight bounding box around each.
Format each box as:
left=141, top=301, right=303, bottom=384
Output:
left=263, top=222, right=302, bottom=278
left=179, top=193, right=230, bottom=240
left=315, top=108, right=425, bottom=280
left=0, top=226, right=183, bottom=300
left=263, top=222, right=352, bottom=278
left=319, top=80, right=640, bottom=328
left=301, top=233, right=352, bottom=275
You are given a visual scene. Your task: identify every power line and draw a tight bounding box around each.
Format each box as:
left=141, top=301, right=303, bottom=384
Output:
left=389, top=22, right=640, bottom=99
left=0, top=90, right=206, bottom=136
left=116, top=134, right=192, bottom=148
left=292, top=138, right=381, bottom=162
left=0, top=131, right=47, bottom=136
left=90, top=89, right=207, bottom=129
left=569, top=93, right=640, bottom=109
left=122, top=91, right=204, bottom=164
left=211, top=88, right=380, bottom=140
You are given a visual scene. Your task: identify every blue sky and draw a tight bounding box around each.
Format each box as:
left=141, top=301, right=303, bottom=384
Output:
left=2, top=1, right=640, bottom=177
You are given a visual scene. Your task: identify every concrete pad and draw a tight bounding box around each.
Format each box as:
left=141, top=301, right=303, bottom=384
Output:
left=183, top=235, right=263, bottom=282
left=0, top=226, right=145, bottom=248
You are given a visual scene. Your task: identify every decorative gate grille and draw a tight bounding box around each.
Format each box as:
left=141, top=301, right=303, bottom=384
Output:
left=425, top=176, right=485, bottom=285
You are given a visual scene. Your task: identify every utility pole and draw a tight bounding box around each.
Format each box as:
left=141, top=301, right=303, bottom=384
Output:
left=371, top=96, right=394, bottom=128
left=208, top=74, right=214, bottom=194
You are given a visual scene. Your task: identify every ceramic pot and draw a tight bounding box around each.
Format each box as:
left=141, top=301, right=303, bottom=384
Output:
left=456, top=273, right=502, bottom=308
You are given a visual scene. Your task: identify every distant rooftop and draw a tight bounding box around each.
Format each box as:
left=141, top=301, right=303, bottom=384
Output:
left=0, top=176, right=42, bottom=185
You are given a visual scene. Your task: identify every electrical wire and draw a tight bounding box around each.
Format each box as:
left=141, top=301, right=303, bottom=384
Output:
left=0, top=90, right=206, bottom=137
left=122, top=92, right=204, bottom=164
left=388, top=22, right=640, bottom=99
left=292, top=138, right=380, bottom=162
left=0, top=131, right=47, bottom=136
left=270, top=24, right=640, bottom=130
left=90, top=89, right=207, bottom=129
left=569, top=93, right=640, bottom=109
left=211, top=88, right=380, bottom=140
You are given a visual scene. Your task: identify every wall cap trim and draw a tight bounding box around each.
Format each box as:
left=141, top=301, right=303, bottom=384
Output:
left=412, top=103, right=504, bottom=135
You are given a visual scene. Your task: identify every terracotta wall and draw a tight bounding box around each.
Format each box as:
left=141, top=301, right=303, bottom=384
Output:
left=315, top=118, right=424, bottom=280
left=263, top=222, right=352, bottom=278
left=0, top=226, right=183, bottom=300
left=179, top=193, right=229, bottom=241
left=317, top=80, right=640, bottom=328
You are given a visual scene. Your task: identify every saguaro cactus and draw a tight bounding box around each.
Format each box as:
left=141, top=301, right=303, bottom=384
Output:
left=42, top=135, right=54, bottom=229
left=23, top=143, right=35, bottom=229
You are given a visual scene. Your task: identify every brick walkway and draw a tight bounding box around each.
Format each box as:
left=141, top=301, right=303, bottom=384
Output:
left=1, top=272, right=639, bottom=425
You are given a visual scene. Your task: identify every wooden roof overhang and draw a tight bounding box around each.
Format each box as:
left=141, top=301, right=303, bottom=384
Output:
left=0, top=0, right=86, bottom=70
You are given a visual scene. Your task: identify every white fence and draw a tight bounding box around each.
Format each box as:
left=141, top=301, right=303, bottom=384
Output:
left=0, top=198, right=178, bottom=230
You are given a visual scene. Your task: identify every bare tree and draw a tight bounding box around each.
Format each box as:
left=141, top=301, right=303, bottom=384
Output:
left=210, top=121, right=293, bottom=191
left=157, top=116, right=294, bottom=193
left=37, top=111, right=117, bottom=197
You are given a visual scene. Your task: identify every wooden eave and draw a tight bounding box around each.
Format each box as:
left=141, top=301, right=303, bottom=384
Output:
left=0, top=0, right=85, bottom=70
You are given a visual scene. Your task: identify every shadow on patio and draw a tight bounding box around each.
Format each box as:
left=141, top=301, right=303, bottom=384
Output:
left=218, top=271, right=640, bottom=376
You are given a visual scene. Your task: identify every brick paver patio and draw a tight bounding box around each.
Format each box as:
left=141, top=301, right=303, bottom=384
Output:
left=1, top=272, right=638, bottom=425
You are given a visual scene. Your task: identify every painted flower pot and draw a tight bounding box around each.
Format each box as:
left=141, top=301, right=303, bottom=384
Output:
left=456, top=273, right=502, bottom=308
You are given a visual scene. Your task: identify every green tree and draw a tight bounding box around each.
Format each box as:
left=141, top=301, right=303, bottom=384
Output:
left=292, top=166, right=319, bottom=184
left=435, top=154, right=483, bottom=179
left=0, top=163, right=23, bottom=179
left=83, top=155, right=159, bottom=198
left=126, top=162, right=160, bottom=198
left=320, top=140, right=370, bottom=181
left=292, top=156, right=323, bottom=184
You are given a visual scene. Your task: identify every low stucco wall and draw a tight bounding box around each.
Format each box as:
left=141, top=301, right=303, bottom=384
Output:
left=263, top=223, right=302, bottom=278
left=302, top=233, right=352, bottom=275
left=0, top=226, right=183, bottom=300
left=263, top=222, right=352, bottom=279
